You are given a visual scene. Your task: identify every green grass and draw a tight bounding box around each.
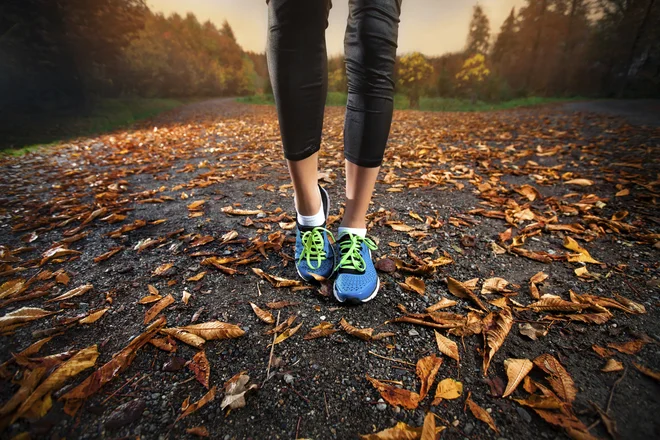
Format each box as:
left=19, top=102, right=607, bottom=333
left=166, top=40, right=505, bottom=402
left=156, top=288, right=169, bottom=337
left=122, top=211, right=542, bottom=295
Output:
left=2, top=97, right=189, bottom=156
left=237, top=93, right=579, bottom=112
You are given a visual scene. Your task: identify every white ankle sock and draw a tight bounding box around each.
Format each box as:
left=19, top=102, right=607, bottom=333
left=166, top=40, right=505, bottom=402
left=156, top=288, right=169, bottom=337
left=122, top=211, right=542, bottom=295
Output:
left=296, top=188, right=325, bottom=227
left=338, top=226, right=366, bottom=239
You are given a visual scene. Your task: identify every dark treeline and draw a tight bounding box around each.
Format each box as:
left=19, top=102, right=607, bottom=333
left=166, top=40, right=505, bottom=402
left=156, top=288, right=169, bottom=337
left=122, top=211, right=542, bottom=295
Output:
left=1, top=0, right=658, bottom=117
left=327, top=0, right=660, bottom=101
left=0, top=0, right=263, bottom=114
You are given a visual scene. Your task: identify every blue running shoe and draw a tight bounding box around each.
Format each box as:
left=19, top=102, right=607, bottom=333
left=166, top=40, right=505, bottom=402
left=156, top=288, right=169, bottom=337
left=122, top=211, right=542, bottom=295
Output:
left=333, top=233, right=379, bottom=304
left=294, top=186, right=335, bottom=282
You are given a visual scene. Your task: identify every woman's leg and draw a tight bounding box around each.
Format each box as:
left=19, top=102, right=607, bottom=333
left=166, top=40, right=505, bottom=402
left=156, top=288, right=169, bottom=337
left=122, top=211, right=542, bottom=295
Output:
left=334, top=0, right=401, bottom=303
left=341, top=0, right=401, bottom=231
left=267, top=0, right=331, bottom=217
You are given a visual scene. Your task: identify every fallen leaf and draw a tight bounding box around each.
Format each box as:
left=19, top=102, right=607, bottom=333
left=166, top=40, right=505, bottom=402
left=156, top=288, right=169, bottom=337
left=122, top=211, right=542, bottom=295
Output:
left=434, top=331, right=459, bottom=362
left=79, top=308, right=109, bottom=324
left=339, top=318, right=374, bottom=341
left=416, top=355, right=442, bottom=400
left=481, top=277, right=515, bottom=295
left=607, top=339, right=647, bottom=355
left=273, top=322, right=303, bottom=345
left=592, top=345, right=615, bottom=358
left=188, top=351, right=210, bottom=388
left=144, top=294, right=175, bottom=324
left=529, top=271, right=548, bottom=299
left=152, top=263, right=174, bottom=277
left=375, top=258, right=397, bottom=273
left=446, top=277, right=487, bottom=311
left=433, top=378, right=463, bottom=404
left=186, top=426, right=210, bottom=437
left=182, top=290, right=191, bottom=305
left=563, top=237, right=601, bottom=264
left=303, top=322, right=338, bottom=340
left=0, top=307, right=58, bottom=330
left=60, top=317, right=166, bottom=413
left=250, top=302, right=275, bottom=324
left=0, top=279, right=26, bottom=300
left=366, top=375, right=421, bottom=410
left=601, top=359, right=624, bottom=373
left=632, top=362, right=660, bottom=381
left=502, top=358, right=533, bottom=397
left=564, top=178, right=593, bottom=186
left=482, top=308, right=513, bottom=375
left=533, top=354, right=577, bottom=402
left=400, top=276, right=425, bottom=296
left=528, top=295, right=587, bottom=313
left=426, top=298, right=457, bottom=312
left=421, top=412, right=436, bottom=440
left=161, top=328, right=205, bottom=348
left=187, top=200, right=206, bottom=211
left=178, top=321, right=245, bottom=340
left=177, top=386, right=216, bottom=421
left=466, top=392, right=499, bottom=433
left=613, top=294, right=646, bottom=314
left=220, top=371, right=257, bottom=410
left=187, top=272, right=207, bottom=282
left=359, top=422, right=424, bottom=440
left=519, top=323, right=548, bottom=340
left=46, top=284, right=93, bottom=303
left=0, top=367, right=47, bottom=417
left=12, top=345, right=98, bottom=422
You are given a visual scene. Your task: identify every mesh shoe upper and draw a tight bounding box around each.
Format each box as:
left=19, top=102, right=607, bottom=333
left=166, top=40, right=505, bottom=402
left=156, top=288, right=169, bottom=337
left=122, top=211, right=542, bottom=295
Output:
left=333, top=234, right=379, bottom=303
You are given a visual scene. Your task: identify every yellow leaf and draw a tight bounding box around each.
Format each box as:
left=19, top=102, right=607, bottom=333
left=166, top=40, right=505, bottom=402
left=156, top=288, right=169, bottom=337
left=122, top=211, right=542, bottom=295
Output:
left=79, top=308, right=109, bottom=324
left=273, top=322, right=303, bottom=345
left=502, top=358, right=533, bottom=398
left=433, top=378, right=463, bottom=402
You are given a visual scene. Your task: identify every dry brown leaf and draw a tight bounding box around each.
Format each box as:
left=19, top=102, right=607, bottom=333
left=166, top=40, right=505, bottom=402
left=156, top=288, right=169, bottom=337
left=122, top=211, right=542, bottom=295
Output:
left=519, top=322, right=548, bottom=340
left=481, top=277, right=515, bottom=294
left=152, top=263, right=174, bottom=276
left=434, top=331, right=459, bottom=362
left=532, top=409, right=591, bottom=435
left=421, top=412, right=436, bottom=440
left=482, top=308, right=513, bottom=375
left=607, top=339, right=647, bottom=355
left=0, top=307, right=58, bottom=329
left=161, top=328, right=205, bottom=348
left=187, top=271, right=207, bottom=282
left=182, top=290, right=191, bottom=305
left=433, top=378, right=463, bottom=404
left=93, top=247, right=123, bottom=263
left=46, top=284, right=93, bottom=303
left=0, top=367, right=47, bottom=417
left=273, top=322, right=303, bottom=345
left=416, top=355, right=442, bottom=400
left=502, top=358, right=533, bottom=398
left=79, top=308, right=109, bottom=325
left=187, top=200, right=206, bottom=211
left=12, top=345, right=98, bottom=422
left=266, top=300, right=300, bottom=309
left=60, top=317, right=166, bottom=412
left=632, top=362, right=660, bottom=381
left=179, top=321, right=245, bottom=340
left=0, top=279, right=26, bottom=300
left=188, top=351, right=210, bottom=389
left=529, top=271, right=548, bottom=299
left=601, top=359, right=624, bottom=373
left=186, top=426, right=210, bottom=437
left=366, top=375, right=421, bottom=410
left=446, top=277, right=487, bottom=311
left=251, top=268, right=303, bottom=288
left=265, top=315, right=296, bottom=335
left=563, top=237, right=601, bottom=264
left=426, top=298, right=457, bottom=312
left=220, top=371, right=258, bottom=410
left=303, top=322, right=338, bottom=340
left=250, top=302, right=275, bottom=324
left=149, top=337, right=176, bottom=352
left=466, top=392, right=499, bottom=433
left=359, top=422, right=424, bottom=440
left=144, top=294, right=174, bottom=324
left=564, top=178, right=593, bottom=186
left=533, top=354, right=577, bottom=402
left=176, top=386, right=216, bottom=422
left=528, top=295, right=587, bottom=313
left=339, top=318, right=374, bottom=341
left=592, top=345, right=615, bottom=358
left=400, top=276, right=426, bottom=296
left=221, top=206, right=263, bottom=216
left=613, top=294, right=646, bottom=314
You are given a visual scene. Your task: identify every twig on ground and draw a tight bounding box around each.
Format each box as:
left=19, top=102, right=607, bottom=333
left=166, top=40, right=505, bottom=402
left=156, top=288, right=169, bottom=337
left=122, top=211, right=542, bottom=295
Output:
left=262, top=310, right=281, bottom=387
left=368, top=350, right=416, bottom=367
left=324, top=392, right=330, bottom=418
left=295, top=416, right=302, bottom=439
left=101, top=373, right=141, bottom=404
left=607, top=369, right=626, bottom=412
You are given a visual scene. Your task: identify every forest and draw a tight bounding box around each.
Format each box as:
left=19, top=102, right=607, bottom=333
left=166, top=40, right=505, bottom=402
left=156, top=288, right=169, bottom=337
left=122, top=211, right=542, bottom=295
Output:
left=0, top=0, right=658, bottom=114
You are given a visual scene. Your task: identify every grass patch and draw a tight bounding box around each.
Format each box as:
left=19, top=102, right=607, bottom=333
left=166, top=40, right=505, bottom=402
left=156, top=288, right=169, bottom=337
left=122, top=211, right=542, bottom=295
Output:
left=238, top=93, right=580, bottom=112
left=2, top=97, right=189, bottom=155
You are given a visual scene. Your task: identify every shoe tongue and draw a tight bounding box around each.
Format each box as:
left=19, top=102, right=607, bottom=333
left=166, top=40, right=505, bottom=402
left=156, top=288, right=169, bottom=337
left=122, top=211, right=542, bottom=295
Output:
left=337, top=233, right=355, bottom=244
left=298, top=223, right=325, bottom=232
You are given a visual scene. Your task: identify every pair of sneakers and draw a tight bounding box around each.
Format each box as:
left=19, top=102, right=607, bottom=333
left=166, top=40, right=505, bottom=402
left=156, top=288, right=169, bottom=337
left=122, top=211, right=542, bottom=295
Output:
left=294, top=185, right=379, bottom=304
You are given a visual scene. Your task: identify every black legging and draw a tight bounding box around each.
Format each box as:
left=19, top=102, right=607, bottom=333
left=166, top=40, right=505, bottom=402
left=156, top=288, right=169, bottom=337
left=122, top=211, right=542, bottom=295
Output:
left=267, top=0, right=401, bottom=168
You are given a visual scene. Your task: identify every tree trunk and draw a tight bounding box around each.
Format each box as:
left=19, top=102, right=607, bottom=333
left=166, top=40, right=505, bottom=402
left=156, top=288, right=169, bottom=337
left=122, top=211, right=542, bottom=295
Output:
left=618, top=0, right=656, bottom=97
left=525, top=0, right=548, bottom=93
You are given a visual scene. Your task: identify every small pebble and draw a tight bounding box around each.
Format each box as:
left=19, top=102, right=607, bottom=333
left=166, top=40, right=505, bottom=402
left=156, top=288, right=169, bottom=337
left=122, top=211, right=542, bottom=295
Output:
left=408, top=329, right=420, bottom=337
left=283, top=374, right=294, bottom=385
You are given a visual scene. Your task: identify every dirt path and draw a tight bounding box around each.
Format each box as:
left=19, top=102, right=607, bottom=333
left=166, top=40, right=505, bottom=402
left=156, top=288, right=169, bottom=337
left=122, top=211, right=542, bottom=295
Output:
left=0, top=99, right=658, bottom=440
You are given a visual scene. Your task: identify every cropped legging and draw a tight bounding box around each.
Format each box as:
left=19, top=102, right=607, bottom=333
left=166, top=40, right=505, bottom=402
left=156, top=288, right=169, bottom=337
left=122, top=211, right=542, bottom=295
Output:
left=267, top=0, right=402, bottom=168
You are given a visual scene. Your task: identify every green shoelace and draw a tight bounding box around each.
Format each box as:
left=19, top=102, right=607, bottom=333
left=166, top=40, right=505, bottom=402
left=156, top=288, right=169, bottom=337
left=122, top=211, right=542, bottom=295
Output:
left=299, top=227, right=334, bottom=270
left=336, top=234, right=377, bottom=272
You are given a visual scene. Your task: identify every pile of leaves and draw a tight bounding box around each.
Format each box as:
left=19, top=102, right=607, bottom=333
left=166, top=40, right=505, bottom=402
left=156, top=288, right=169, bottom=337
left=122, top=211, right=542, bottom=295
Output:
left=0, top=100, right=658, bottom=439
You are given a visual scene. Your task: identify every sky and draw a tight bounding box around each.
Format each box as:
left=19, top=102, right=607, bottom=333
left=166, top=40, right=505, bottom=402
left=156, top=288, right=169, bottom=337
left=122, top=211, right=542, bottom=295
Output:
left=149, top=0, right=526, bottom=56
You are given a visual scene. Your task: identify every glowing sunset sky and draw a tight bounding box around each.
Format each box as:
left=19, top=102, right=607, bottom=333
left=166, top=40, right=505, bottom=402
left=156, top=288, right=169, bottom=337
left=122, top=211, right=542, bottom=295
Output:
left=149, top=0, right=526, bottom=56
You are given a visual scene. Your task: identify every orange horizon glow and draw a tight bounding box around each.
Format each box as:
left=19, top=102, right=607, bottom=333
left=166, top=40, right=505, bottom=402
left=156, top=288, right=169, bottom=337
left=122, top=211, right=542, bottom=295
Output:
left=148, top=0, right=526, bottom=57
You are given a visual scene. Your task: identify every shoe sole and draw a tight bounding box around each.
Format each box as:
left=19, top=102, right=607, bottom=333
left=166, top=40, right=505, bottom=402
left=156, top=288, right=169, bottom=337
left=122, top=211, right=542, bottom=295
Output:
left=295, top=184, right=333, bottom=283
left=333, top=277, right=380, bottom=305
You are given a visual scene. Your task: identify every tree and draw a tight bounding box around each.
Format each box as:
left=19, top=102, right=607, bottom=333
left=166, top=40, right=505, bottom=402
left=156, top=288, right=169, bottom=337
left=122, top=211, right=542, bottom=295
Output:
left=491, top=8, right=517, bottom=66
left=397, top=52, right=433, bottom=108
left=221, top=20, right=236, bottom=42
left=456, top=53, right=491, bottom=102
left=465, top=4, right=491, bottom=56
